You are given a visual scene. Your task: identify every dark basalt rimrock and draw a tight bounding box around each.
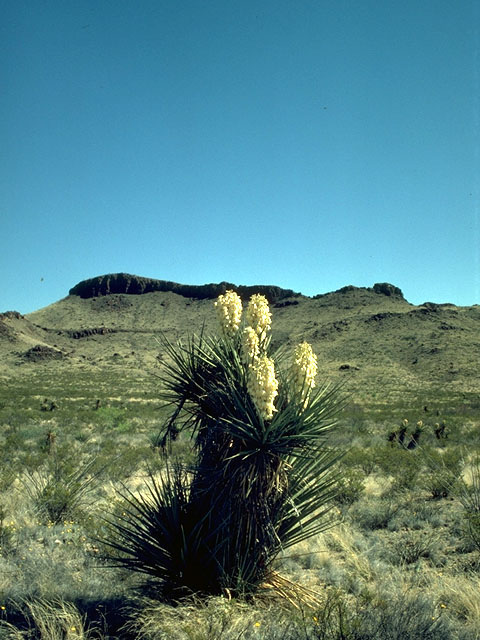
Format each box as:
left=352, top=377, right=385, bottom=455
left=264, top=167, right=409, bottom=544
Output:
left=69, top=273, right=301, bottom=303
left=66, top=327, right=117, bottom=339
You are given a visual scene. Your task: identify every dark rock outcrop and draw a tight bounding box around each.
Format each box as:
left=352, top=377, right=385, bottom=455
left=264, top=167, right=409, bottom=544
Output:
left=23, top=345, right=64, bottom=362
left=0, top=312, right=24, bottom=341
left=313, top=283, right=406, bottom=302
left=66, top=327, right=117, bottom=339
left=69, top=273, right=301, bottom=303
left=372, top=282, right=405, bottom=298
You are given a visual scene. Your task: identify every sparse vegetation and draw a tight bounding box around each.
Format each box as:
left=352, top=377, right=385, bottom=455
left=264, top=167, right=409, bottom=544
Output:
left=0, top=282, right=479, bottom=637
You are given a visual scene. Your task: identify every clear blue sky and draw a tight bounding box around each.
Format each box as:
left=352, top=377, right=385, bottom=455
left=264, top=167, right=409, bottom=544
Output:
left=1, top=0, right=479, bottom=314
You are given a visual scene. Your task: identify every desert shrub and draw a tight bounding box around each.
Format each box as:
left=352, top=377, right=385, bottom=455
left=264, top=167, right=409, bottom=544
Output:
left=106, top=291, right=342, bottom=599
left=333, top=469, right=365, bottom=506
left=421, top=448, right=463, bottom=499
left=93, top=441, right=152, bottom=482
left=95, top=406, right=131, bottom=433
left=126, top=597, right=302, bottom=640
left=376, top=446, right=421, bottom=492
left=114, top=589, right=462, bottom=640
left=462, top=511, right=480, bottom=555
left=385, top=499, right=445, bottom=532
left=423, top=468, right=460, bottom=499
left=24, top=452, right=104, bottom=525
left=350, top=497, right=401, bottom=531
left=0, top=599, right=96, bottom=639
left=381, top=530, right=442, bottom=567
left=341, top=447, right=376, bottom=475
left=0, top=464, right=17, bottom=494
left=308, top=586, right=456, bottom=640
left=0, top=506, right=16, bottom=556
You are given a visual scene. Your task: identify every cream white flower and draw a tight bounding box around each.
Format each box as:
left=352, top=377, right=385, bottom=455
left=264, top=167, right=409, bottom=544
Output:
left=248, top=354, right=278, bottom=420
left=291, top=342, right=318, bottom=407
left=241, top=326, right=260, bottom=363
left=214, top=290, right=243, bottom=336
left=246, top=294, right=272, bottom=339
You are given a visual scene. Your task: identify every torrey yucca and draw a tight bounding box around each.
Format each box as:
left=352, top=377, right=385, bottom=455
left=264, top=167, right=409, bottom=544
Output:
left=107, top=291, right=342, bottom=598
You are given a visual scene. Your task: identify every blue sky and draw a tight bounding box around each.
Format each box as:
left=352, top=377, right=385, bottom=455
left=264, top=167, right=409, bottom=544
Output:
left=1, top=0, right=479, bottom=314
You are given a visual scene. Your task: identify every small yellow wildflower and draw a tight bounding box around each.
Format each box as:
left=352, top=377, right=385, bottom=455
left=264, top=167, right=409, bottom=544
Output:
left=254, top=621, right=261, bottom=627
left=246, top=294, right=272, bottom=339
left=248, top=355, right=278, bottom=420
left=417, top=420, right=423, bottom=428
left=242, top=326, right=260, bottom=363
left=215, top=290, right=243, bottom=336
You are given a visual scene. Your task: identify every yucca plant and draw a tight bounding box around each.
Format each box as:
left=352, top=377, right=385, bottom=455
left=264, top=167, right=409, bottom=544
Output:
left=24, top=451, right=104, bottom=525
left=107, top=291, right=343, bottom=599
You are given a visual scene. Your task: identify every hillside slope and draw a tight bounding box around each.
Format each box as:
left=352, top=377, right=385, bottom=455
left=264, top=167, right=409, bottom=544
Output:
left=2, top=278, right=478, bottom=405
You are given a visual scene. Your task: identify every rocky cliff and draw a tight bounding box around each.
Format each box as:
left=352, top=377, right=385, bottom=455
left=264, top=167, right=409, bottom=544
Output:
left=69, top=273, right=301, bottom=303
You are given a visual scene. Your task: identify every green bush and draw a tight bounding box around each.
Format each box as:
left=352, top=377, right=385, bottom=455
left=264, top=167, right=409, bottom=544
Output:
left=422, top=448, right=463, bottom=499
left=350, top=497, right=400, bottom=530
left=334, top=469, right=365, bottom=506
left=95, top=406, right=131, bottom=433
left=341, top=447, right=376, bottom=475
left=376, top=446, right=421, bottom=492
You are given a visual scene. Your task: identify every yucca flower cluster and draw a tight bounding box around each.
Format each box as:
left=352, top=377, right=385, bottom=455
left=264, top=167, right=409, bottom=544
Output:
left=247, top=354, right=279, bottom=420
left=241, top=326, right=260, bottom=363
left=218, top=291, right=278, bottom=420
left=246, top=294, right=272, bottom=340
left=215, top=290, right=243, bottom=337
left=214, top=291, right=319, bottom=421
left=291, top=341, right=318, bottom=407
